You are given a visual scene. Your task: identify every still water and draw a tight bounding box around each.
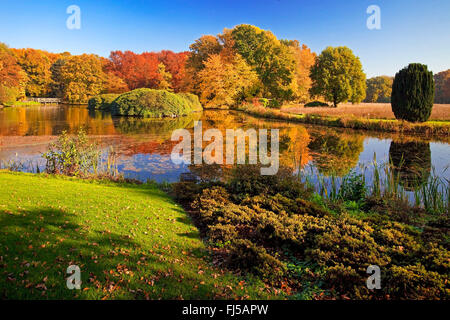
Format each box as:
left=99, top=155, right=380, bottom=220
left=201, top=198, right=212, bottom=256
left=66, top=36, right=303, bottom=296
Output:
left=0, top=105, right=448, bottom=186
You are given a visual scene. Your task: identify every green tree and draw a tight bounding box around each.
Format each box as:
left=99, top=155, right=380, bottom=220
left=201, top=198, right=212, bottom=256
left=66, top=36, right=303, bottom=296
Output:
left=365, top=76, right=393, bottom=103
left=391, top=63, right=434, bottom=122
left=231, top=24, right=297, bottom=102
left=309, top=46, right=366, bottom=107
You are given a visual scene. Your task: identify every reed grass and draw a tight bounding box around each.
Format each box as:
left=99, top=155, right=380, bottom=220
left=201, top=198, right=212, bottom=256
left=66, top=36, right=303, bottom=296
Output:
left=299, top=154, right=449, bottom=214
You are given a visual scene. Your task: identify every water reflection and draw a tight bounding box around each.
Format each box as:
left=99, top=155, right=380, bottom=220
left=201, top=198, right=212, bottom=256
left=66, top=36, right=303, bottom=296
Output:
left=389, top=141, right=432, bottom=190
left=0, top=105, right=448, bottom=185
left=308, top=131, right=364, bottom=176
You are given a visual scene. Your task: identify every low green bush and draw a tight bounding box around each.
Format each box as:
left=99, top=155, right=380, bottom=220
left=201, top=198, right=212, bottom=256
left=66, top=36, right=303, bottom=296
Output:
left=227, top=239, right=286, bottom=282
left=304, top=101, right=329, bottom=107
left=88, top=93, right=120, bottom=111
left=111, top=88, right=202, bottom=118
left=177, top=92, right=203, bottom=112
left=172, top=164, right=449, bottom=299
left=268, top=99, right=281, bottom=109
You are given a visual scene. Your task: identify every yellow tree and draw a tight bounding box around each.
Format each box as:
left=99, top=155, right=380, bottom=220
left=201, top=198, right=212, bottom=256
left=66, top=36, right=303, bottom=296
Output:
left=60, top=54, right=105, bottom=104
left=12, top=48, right=54, bottom=97
left=157, top=63, right=173, bottom=91
left=197, top=54, right=258, bottom=109
left=0, top=43, right=27, bottom=104
left=284, top=40, right=316, bottom=102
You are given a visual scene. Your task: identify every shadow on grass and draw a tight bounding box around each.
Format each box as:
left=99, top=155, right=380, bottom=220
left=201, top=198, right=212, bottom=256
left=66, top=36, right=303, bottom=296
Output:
left=0, top=206, right=221, bottom=299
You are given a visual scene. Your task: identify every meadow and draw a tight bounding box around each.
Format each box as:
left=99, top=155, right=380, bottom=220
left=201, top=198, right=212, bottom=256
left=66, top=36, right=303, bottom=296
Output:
left=282, top=103, right=450, bottom=121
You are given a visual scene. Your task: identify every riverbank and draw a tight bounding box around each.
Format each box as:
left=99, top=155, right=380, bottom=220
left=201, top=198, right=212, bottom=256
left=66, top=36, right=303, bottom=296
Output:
left=0, top=171, right=274, bottom=299
left=282, top=103, right=450, bottom=121
left=237, top=104, right=450, bottom=139
left=2, top=101, right=41, bottom=107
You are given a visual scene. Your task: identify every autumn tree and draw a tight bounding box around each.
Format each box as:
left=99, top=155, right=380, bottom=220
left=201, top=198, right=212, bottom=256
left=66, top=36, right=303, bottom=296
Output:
left=12, top=48, right=54, bottom=97
left=434, top=69, right=450, bottom=103
left=107, top=51, right=160, bottom=90
left=157, top=50, right=188, bottom=92
left=310, top=46, right=366, bottom=107
left=59, top=54, right=105, bottom=103
left=186, top=35, right=222, bottom=73
left=364, top=76, right=393, bottom=103
left=231, top=24, right=297, bottom=102
left=156, top=63, right=173, bottom=91
left=49, top=52, right=71, bottom=98
left=0, top=43, right=27, bottom=104
left=283, top=40, right=316, bottom=102
left=99, top=57, right=128, bottom=94
left=197, top=54, right=258, bottom=109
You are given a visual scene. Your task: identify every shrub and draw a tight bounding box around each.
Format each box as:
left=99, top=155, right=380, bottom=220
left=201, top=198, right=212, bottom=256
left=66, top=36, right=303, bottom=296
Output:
left=391, top=63, right=435, bottom=122
left=42, top=129, right=99, bottom=177
left=175, top=165, right=449, bottom=299
left=227, top=239, right=286, bottom=281
left=268, top=99, right=281, bottom=109
left=385, top=264, right=448, bottom=299
left=177, top=92, right=203, bottom=112
left=171, top=181, right=202, bottom=203
left=304, top=101, right=329, bottom=107
left=259, top=98, right=269, bottom=107
left=227, top=165, right=311, bottom=201
left=87, top=93, right=120, bottom=111
left=111, top=88, right=202, bottom=118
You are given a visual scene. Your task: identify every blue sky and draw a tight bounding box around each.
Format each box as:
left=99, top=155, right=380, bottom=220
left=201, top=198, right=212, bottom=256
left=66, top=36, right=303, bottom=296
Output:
left=0, top=0, right=449, bottom=77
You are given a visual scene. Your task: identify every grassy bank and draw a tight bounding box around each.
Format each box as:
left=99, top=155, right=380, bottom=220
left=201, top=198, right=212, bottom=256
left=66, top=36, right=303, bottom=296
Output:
left=0, top=171, right=274, bottom=299
left=237, top=104, right=450, bottom=138
left=2, top=101, right=42, bottom=107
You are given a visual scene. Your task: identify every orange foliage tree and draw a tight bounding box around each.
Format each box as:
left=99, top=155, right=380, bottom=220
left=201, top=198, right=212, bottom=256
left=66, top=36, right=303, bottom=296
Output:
left=156, top=50, right=188, bottom=92
left=0, top=43, right=27, bottom=104
left=11, top=48, right=56, bottom=97
left=434, top=69, right=450, bottom=103
left=107, top=51, right=160, bottom=90
left=59, top=54, right=105, bottom=103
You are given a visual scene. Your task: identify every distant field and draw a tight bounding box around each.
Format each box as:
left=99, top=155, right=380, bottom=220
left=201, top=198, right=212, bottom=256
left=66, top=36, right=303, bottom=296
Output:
left=281, top=103, right=450, bottom=121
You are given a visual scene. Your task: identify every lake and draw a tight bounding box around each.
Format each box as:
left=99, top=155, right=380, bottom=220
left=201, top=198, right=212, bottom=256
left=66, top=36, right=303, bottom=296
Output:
left=0, top=105, right=448, bottom=189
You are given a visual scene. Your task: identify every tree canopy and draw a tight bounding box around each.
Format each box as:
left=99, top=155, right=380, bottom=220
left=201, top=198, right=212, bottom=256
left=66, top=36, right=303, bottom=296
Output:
left=310, top=46, right=366, bottom=107
left=365, top=76, right=393, bottom=103
left=434, top=69, right=450, bottom=104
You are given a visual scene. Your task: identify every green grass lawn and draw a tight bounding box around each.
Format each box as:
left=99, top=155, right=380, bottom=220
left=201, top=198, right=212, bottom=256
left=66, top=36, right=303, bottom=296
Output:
left=0, top=171, right=273, bottom=299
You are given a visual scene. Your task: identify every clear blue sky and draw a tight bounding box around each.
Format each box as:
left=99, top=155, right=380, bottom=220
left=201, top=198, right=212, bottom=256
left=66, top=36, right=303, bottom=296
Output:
left=0, top=0, right=449, bottom=77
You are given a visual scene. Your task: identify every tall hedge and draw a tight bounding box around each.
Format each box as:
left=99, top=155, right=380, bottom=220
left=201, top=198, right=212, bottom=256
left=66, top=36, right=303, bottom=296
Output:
left=391, top=63, right=434, bottom=122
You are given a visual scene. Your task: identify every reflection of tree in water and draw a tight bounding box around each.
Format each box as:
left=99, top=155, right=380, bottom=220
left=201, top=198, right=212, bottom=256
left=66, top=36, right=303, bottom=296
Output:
left=113, top=112, right=201, bottom=137
left=308, top=131, right=364, bottom=176
left=279, top=126, right=311, bottom=170
left=389, top=141, right=431, bottom=190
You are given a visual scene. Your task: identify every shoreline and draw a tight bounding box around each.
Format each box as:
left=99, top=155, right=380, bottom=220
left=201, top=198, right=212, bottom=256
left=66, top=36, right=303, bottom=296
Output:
left=236, top=104, right=450, bottom=140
